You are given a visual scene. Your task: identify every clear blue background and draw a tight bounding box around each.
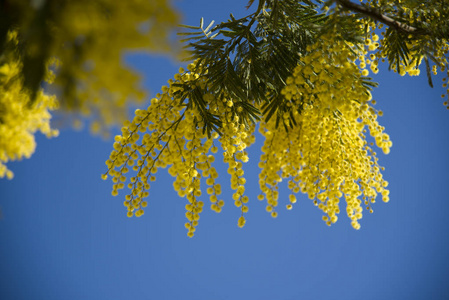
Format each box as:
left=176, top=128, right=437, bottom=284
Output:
left=1, top=1, right=449, bottom=299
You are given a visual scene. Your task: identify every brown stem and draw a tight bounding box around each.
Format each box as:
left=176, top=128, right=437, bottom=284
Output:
left=336, top=0, right=429, bottom=36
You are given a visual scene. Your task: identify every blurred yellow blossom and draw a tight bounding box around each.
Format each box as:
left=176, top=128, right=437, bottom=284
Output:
left=0, top=32, right=58, bottom=179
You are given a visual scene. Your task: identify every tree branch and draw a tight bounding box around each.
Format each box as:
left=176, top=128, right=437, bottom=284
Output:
left=336, top=0, right=429, bottom=36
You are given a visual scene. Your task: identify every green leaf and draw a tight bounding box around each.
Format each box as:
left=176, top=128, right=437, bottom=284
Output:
left=204, top=20, right=215, bottom=34
left=178, top=24, right=201, bottom=30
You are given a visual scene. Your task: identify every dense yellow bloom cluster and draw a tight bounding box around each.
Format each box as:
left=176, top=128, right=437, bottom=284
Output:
left=259, top=34, right=390, bottom=229
left=0, top=32, right=58, bottom=179
left=105, top=33, right=392, bottom=234
left=104, top=63, right=256, bottom=237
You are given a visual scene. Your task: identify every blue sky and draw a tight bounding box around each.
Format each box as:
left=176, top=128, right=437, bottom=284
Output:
left=1, top=1, right=449, bottom=299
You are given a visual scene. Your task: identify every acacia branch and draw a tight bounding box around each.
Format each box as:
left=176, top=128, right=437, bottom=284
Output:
left=336, top=0, right=429, bottom=36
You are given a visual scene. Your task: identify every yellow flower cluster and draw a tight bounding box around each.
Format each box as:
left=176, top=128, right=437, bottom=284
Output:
left=0, top=32, right=58, bottom=179
left=442, top=75, right=449, bottom=110
left=259, top=34, right=391, bottom=229
left=104, top=63, right=255, bottom=237
left=359, top=34, right=381, bottom=76
left=105, top=34, right=392, bottom=234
